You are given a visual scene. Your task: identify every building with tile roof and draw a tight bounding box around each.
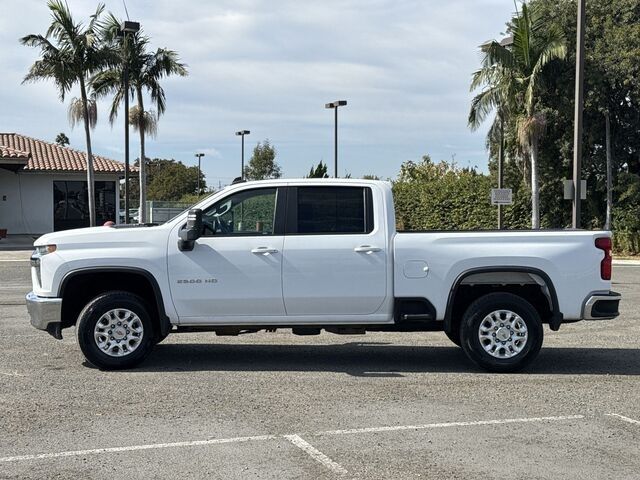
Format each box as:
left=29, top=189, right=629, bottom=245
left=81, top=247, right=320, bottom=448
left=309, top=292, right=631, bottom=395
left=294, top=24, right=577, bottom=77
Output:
left=0, top=133, right=129, bottom=234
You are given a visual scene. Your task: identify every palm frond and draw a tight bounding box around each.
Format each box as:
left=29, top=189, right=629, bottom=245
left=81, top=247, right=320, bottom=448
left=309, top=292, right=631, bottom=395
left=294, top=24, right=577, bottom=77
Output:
left=68, top=96, right=97, bottom=129
left=468, top=86, right=502, bottom=130
left=129, top=106, right=157, bottom=137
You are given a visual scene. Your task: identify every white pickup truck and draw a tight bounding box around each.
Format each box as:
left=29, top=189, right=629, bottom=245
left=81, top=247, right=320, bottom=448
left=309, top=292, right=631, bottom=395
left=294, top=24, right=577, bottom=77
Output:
left=27, top=179, right=621, bottom=372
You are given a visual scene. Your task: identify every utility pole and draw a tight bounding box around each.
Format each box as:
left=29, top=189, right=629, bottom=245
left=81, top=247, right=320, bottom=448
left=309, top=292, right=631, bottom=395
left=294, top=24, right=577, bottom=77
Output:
left=604, top=111, right=612, bottom=230
left=325, top=100, right=347, bottom=178
left=572, top=0, right=586, bottom=228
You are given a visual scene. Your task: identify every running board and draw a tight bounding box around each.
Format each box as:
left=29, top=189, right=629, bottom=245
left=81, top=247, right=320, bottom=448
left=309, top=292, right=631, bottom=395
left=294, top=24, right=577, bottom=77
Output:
left=401, top=314, right=434, bottom=321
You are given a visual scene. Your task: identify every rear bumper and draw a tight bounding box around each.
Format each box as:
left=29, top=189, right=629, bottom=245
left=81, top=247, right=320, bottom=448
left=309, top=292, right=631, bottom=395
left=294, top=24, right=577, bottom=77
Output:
left=582, top=291, right=621, bottom=320
left=26, top=291, right=63, bottom=338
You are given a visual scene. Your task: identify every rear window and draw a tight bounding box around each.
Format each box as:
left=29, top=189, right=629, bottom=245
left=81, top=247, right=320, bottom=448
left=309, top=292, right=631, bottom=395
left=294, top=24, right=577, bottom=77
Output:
left=295, top=186, right=373, bottom=234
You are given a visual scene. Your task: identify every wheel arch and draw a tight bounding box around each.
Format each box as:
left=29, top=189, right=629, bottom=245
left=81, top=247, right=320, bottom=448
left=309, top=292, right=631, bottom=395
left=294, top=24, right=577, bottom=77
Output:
left=444, top=266, right=562, bottom=334
left=58, top=267, right=171, bottom=337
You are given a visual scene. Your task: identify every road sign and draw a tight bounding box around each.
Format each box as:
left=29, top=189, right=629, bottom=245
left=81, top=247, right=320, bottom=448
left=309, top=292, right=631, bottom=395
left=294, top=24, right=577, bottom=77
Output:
left=491, top=188, right=513, bottom=205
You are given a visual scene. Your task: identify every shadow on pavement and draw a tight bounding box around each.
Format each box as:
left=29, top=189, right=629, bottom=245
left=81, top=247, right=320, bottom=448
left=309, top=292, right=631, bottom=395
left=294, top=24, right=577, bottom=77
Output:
left=130, top=342, right=640, bottom=376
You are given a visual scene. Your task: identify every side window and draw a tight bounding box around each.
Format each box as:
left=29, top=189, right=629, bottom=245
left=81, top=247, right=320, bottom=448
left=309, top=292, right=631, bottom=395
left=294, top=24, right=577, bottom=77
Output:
left=296, top=187, right=373, bottom=234
left=202, top=188, right=277, bottom=236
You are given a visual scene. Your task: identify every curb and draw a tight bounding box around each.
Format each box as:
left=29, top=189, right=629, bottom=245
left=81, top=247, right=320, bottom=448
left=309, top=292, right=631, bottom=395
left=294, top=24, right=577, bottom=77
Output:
left=613, top=259, right=640, bottom=266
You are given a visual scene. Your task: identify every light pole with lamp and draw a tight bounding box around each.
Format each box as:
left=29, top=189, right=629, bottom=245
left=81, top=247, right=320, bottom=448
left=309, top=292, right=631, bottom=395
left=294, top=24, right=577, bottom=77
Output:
left=194, top=153, right=205, bottom=196
left=325, top=100, right=347, bottom=178
left=235, top=130, right=250, bottom=179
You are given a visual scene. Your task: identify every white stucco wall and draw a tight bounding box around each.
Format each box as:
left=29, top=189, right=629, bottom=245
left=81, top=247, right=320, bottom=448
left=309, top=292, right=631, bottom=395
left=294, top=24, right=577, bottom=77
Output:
left=0, top=170, right=120, bottom=235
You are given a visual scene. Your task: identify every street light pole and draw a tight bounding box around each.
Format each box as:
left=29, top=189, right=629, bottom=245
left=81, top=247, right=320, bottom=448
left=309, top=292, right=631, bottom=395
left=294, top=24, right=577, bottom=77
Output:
left=194, top=153, right=205, bottom=196
left=572, top=0, right=586, bottom=228
left=325, top=100, right=347, bottom=178
left=119, top=20, right=140, bottom=224
left=235, top=130, right=250, bottom=179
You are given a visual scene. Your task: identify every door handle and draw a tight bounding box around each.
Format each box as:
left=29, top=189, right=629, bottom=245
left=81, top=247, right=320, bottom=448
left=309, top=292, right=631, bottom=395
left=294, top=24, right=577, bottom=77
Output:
left=251, top=247, right=279, bottom=255
left=354, top=245, right=381, bottom=254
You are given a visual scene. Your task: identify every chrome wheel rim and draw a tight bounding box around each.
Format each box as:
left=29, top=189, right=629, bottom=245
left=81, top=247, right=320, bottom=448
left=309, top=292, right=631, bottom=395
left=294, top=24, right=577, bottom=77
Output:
left=478, top=309, right=528, bottom=359
left=94, top=309, right=144, bottom=357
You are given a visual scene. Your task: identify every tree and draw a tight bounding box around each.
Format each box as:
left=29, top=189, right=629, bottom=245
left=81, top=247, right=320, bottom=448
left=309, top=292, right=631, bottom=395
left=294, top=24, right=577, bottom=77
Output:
left=470, top=2, right=566, bottom=229
left=21, top=1, right=116, bottom=226
left=362, top=174, right=381, bottom=180
left=243, top=140, right=282, bottom=180
left=306, top=161, right=328, bottom=178
left=528, top=0, right=640, bottom=231
left=55, top=132, right=69, bottom=146
left=93, top=14, right=188, bottom=223
left=128, top=158, right=204, bottom=203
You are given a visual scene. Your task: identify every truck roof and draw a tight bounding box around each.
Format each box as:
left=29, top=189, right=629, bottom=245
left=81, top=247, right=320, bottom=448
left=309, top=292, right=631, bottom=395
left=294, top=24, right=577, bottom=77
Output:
left=226, top=178, right=390, bottom=189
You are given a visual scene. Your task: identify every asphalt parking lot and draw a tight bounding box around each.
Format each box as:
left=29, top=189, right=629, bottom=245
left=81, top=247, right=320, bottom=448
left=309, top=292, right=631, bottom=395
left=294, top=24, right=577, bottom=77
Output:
left=1, top=257, right=639, bottom=479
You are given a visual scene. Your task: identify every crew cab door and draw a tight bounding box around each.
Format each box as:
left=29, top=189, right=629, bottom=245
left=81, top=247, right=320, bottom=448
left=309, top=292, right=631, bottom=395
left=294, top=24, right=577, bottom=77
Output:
left=282, top=185, right=388, bottom=317
left=167, top=187, right=286, bottom=322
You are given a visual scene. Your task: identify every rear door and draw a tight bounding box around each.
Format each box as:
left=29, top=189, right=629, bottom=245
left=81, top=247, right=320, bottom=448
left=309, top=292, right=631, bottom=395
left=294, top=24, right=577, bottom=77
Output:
left=282, top=185, right=388, bottom=317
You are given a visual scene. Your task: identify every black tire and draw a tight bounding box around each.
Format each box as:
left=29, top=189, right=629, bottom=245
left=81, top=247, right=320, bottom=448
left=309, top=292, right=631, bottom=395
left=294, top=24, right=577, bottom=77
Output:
left=445, top=326, right=462, bottom=347
left=76, top=291, right=155, bottom=370
left=460, top=292, right=543, bottom=373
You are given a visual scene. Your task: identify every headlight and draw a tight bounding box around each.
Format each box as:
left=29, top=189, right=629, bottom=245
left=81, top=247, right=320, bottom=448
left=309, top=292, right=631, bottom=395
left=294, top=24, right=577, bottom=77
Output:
left=34, top=245, right=57, bottom=256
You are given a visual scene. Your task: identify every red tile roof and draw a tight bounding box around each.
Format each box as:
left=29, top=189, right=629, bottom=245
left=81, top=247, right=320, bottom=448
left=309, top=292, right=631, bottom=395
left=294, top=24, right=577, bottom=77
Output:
left=0, top=145, right=30, bottom=159
left=0, top=133, right=129, bottom=173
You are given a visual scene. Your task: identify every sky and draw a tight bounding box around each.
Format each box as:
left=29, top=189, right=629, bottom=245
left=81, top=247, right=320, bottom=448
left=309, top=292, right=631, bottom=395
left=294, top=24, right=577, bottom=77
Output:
left=0, top=0, right=514, bottom=187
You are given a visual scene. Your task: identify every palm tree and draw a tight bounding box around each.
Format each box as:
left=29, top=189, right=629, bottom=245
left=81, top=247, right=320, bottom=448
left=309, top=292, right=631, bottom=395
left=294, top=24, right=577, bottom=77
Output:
left=21, top=1, right=115, bottom=227
left=469, top=2, right=566, bottom=229
left=93, top=15, right=187, bottom=223
left=469, top=40, right=518, bottom=229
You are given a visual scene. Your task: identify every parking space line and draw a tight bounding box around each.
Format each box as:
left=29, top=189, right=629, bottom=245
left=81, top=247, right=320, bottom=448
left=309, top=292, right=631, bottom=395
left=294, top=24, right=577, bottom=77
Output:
left=606, top=413, right=640, bottom=425
left=317, top=414, right=585, bottom=436
left=284, top=434, right=348, bottom=476
left=0, top=434, right=278, bottom=463
left=0, top=414, right=584, bottom=464
left=0, top=371, right=26, bottom=377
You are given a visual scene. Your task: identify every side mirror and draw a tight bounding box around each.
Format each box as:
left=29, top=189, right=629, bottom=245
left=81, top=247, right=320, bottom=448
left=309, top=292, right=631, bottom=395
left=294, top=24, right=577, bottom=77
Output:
left=178, top=209, right=203, bottom=251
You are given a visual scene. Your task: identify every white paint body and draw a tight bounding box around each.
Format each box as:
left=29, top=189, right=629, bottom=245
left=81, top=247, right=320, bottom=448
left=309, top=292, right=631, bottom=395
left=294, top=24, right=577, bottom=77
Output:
left=33, top=179, right=612, bottom=326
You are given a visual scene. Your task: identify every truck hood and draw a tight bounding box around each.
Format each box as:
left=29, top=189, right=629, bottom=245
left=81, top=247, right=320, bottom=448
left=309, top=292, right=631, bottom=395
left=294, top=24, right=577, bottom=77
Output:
left=34, top=224, right=161, bottom=248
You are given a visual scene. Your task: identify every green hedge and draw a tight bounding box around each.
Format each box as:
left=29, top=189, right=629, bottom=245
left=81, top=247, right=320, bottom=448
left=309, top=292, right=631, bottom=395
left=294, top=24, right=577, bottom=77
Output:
left=392, top=157, right=639, bottom=256
left=613, top=232, right=640, bottom=256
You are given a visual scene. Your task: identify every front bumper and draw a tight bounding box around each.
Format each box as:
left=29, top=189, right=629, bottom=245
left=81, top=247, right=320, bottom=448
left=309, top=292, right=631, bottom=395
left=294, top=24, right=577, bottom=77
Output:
left=26, top=291, right=63, bottom=338
left=582, top=291, right=621, bottom=320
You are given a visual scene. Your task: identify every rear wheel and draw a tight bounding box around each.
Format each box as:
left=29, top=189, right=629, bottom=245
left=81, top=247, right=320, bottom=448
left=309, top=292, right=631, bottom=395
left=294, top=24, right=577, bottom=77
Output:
left=76, top=291, right=155, bottom=370
left=460, top=292, right=543, bottom=373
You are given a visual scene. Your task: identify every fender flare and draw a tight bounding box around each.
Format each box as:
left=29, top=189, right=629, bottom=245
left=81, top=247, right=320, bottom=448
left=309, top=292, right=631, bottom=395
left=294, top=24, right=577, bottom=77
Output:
left=443, top=266, right=563, bottom=332
left=58, top=267, right=172, bottom=337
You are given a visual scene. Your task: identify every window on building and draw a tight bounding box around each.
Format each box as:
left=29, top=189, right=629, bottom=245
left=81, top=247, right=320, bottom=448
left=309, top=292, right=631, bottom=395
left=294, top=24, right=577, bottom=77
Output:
left=53, top=180, right=116, bottom=230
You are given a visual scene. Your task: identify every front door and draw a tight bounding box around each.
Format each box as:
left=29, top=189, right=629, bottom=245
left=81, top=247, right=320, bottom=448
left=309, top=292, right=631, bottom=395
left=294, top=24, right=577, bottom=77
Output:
left=282, top=186, right=388, bottom=317
left=168, top=187, right=286, bottom=323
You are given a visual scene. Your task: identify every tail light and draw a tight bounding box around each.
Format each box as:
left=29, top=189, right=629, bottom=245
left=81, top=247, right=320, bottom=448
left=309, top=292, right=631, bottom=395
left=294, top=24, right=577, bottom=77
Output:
left=595, top=237, right=612, bottom=280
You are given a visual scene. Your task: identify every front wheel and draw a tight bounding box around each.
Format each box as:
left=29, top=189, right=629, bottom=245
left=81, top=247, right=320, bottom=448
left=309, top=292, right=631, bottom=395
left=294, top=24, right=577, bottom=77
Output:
left=76, top=291, right=155, bottom=370
left=460, top=293, right=543, bottom=373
